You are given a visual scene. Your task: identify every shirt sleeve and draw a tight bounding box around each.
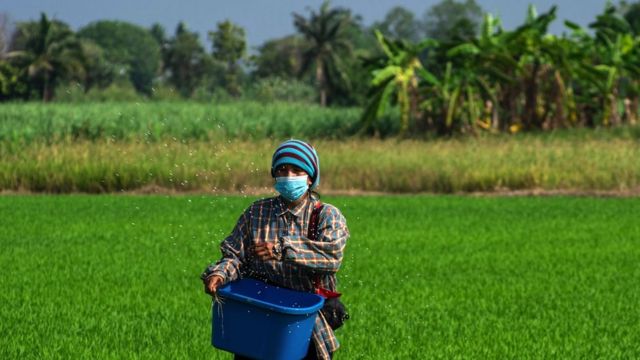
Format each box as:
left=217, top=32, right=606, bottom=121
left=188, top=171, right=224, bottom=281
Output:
left=200, top=209, right=250, bottom=283
left=281, top=205, right=349, bottom=274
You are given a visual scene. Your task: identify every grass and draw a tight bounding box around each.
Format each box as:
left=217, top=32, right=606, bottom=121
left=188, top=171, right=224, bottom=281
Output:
left=0, top=101, right=363, bottom=143
left=1, top=137, right=639, bottom=193
left=3, top=101, right=640, bottom=144
left=1, top=195, right=639, bottom=358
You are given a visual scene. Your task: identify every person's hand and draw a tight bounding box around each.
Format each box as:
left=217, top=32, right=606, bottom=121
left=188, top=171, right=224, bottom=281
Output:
left=254, top=242, right=278, bottom=261
left=204, top=275, right=224, bottom=296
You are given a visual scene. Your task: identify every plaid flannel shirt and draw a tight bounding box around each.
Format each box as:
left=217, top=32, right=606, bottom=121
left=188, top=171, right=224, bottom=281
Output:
left=201, top=194, right=349, bottom=360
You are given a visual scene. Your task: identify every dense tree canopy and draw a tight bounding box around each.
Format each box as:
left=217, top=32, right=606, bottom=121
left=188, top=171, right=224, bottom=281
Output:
left=8, top=13, right=83, bottom=101
left=164, top=22, right=208, bottom=97
left=78, top=20, right=160, bottom=94
left=372, top=6, right=421, bottom=43
left=0, top=60, right=27, bottom=100
left=209, top=20, right=246, bottom=96
left=78, top=38, right=114, bottom=92
left=422, top=0, right=483, bottom=43
left=621, top=1, right=640, bottom=35
left=252, top=35, right=304, bottom=80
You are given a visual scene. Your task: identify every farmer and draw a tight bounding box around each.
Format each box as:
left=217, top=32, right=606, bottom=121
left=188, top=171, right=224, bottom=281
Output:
left=201, top=139, right=349, bottom=360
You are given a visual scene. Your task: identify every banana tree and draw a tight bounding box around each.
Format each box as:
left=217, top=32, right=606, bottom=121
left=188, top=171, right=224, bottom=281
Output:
left=586, top=3, right=640, bottom=126
left=502, top=5, right=558, bottom=130
left=361, top=30, right=436, bottom=136
left=442, top=13, right=519, bottom=133
left=418, top=60, right=480, bottom=135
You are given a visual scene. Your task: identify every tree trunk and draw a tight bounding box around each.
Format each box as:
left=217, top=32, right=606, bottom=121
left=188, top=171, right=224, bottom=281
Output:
left=316, top=59, right=326, bottom=107
left=551, top=70, right=565, bottom=129
left=524, top=62, right=540, bottom=130
left=623, top=98, right=632, bottom=125
left=499, top=84, right=519, bottom=132
left=610, top=85, right=620, bottom=126
left=409, top=75, right=421, bottom=133
left=227, top=61, right=240, bottom=97
left=491, top=104, right=499, bottom=131
left=631, top=97, right=639, bottom=125
left=399, top=83, right=410, bottom=136
left=43, top=72, right=52, bottom=102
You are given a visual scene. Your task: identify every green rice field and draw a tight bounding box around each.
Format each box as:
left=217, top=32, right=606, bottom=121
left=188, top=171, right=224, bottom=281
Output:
left=1, top=195, right=639, bottom=359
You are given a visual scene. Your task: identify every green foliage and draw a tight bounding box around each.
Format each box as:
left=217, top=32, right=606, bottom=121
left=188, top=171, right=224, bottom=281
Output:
left=332, top=15, right=379, bottom=107
left=54, top=80, right=143, bottom=103
left=1, top=196, right=639, bottom=358
left=585, top=3, right=640, bottom=126
left=293, top=1, right=354, bottom=106
left=209, top=20, right=246, bottom=97
left=251, top=35, right=304, bottom=79
left=3, top=3, right=640, bottom=139
left=373, top=6, right=422, bottom=43
left=361, top=30, right=436, bottom=136
left=623, top=1, right=640, bottom=35
left=7, top=13, right=83, bottom=101
left=164, top=23, right=209, bottom=98
left=78, top=38, right=115, bottom=91
left=0, top=60, right=28, bottom=100
left=247, top=76, right=317, bottom=103
left=422, top=0, right=483, bottom=43
left=150, top=84, right=182, bottom=101
left=0, top=102, right=361, bottom=143
left=209, top=20, right=246, bottom=65
left=78, top=20, right=160, bottom=95
left=149, top=23, right=168, bottom=49
left=364, top=3, right=640, bottom=136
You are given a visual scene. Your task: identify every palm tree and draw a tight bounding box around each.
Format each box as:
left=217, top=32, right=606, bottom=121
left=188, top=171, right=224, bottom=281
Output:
left=7, top=13, right=83, bottom=101
left=293, top=1, right=352, bottom=106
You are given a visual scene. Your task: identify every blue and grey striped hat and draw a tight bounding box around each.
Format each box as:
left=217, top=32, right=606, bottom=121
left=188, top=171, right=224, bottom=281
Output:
left=271, top=139, right=320, bottom=189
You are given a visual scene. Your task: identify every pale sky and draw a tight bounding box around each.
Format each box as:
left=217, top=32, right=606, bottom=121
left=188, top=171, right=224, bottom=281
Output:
left=1, top=0, right=611, bottom=50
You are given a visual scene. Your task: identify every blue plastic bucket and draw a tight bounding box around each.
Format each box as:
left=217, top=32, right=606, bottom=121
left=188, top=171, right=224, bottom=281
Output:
left=212, top=278, right=325, bottom=360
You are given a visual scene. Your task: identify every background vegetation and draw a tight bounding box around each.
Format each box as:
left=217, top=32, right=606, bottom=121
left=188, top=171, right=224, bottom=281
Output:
left=2, top=1, right=640, bottom=137
left=0, top=102, right=363, bottom=142
left=1, top=1, right=639, bottom=194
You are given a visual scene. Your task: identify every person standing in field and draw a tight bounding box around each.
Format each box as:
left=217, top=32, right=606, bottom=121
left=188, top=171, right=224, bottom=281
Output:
left=201, top=139, right=349, bottom=360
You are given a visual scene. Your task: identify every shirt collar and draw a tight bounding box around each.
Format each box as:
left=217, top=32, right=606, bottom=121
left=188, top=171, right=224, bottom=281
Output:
left=276, top=194, right=314, bottom=218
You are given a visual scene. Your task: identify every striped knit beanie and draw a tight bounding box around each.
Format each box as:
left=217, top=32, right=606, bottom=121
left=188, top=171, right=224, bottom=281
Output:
left=271, top=139, right=320, bottom=190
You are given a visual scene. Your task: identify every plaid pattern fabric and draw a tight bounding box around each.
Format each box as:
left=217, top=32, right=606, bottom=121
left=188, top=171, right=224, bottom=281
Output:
left=202, top=194, right=349, bottom=360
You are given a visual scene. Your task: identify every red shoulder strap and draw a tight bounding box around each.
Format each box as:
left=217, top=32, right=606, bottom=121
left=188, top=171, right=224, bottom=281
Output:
left=308, top=201, right=323, bottom=241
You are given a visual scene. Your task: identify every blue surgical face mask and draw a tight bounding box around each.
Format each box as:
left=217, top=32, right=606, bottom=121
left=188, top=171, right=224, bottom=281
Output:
left=274, top=175, right=309, bottom=202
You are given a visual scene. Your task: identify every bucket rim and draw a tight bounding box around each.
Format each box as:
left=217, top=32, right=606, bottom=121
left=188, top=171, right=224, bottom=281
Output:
left=217, top=279, right=325, bottom=315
